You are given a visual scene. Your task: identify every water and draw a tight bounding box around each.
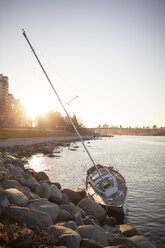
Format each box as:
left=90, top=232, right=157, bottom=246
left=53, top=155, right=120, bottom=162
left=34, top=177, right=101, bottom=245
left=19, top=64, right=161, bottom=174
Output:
left=27, top=136, right=165, bottom=247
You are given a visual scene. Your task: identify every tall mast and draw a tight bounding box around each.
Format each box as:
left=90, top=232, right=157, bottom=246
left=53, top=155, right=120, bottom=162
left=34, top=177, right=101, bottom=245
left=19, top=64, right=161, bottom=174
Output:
left=22, top=29, right=105, bottom=181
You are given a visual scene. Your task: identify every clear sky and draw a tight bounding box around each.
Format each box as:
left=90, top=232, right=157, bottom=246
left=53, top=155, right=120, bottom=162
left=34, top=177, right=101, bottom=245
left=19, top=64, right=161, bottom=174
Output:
left=0, top=0, right=165, bottom=128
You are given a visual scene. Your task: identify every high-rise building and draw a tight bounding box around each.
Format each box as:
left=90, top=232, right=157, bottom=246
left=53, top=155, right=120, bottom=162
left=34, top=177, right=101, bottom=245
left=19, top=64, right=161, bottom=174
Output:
left=0, top=74, right=9, bottom=124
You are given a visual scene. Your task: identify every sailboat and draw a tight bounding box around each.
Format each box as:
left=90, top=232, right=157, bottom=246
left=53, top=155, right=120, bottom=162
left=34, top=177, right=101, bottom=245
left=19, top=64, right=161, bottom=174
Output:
left=22, top=30, right=127, bottom=216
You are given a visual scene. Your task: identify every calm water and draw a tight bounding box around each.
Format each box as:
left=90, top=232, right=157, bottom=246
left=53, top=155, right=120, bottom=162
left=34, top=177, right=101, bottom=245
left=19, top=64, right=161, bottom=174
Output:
left=27, top=136, right=165, bottom=247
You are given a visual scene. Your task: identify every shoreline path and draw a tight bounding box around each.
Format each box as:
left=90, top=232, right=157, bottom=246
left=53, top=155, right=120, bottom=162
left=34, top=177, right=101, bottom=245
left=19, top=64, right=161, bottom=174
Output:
left=0, top=136, right=92, bottom=147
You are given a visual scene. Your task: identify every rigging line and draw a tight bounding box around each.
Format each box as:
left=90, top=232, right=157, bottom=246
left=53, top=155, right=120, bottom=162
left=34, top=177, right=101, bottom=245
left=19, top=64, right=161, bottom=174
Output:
left=22, top=29, right=105, bottom=182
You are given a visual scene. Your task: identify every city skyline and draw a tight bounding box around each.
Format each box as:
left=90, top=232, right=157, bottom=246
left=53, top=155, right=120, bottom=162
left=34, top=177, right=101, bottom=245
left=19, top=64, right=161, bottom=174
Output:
left=1, top=0, right=165, bottom=128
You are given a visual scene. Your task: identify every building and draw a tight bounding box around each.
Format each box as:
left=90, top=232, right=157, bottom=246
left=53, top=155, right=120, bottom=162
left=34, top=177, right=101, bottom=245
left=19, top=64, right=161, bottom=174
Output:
left=0, top=74, right=9, bottom=124
left=0, top=73, right=32, bottom=127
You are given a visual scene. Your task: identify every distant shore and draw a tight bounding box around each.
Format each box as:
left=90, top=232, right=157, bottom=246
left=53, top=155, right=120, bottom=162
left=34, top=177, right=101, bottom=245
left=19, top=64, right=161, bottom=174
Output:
left=0, top=135, right=93, bottom=148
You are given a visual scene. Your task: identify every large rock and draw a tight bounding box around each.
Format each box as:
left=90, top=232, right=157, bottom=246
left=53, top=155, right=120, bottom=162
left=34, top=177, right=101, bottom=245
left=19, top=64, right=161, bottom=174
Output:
left=77, top=197, right=106, bottom=222
left=1, top=179, right=22, bottom=189
left=35, top=182, right=50, bottom=199
left=61, top=188, right=81, bottom=204
left=119, top=224, right=139, bottom=237
left=25, top=174, right=39, bottom=192
left=80, top=238, right=103, bottom=248
left=0, top=188, right=9, bottom=208
left=32, top=171, right=50, bottom=182
left=28, top=198, right=60, bottom=222
left=6, top=205, right=52, bottom=229
left=48, top=225, right=81, bottom=248
left=77, top=224, right=109, bottom=246
left=5, top=188, right=29, bottom=207
left=55, top=221, right=77, bottom=231
left=61, top=204, right=86, bottom=219
left=49, top=184, right=62, bottom=204
left=110, top=235, right=157, bottom=248
left=57, top=209, right=74, bottom=222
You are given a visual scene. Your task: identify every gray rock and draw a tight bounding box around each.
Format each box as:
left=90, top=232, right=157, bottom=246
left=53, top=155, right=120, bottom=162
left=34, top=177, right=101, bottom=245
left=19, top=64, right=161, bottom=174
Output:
left=28, top=198, right=60, bottom=222
left=61, top=193, right=69, bottom=204
left=80, top=238, right=103, bottom=248
left=5, top=188, right=29, bottom=206
left=130, top=235, right=156, bottom=248
left=119, top=224, right=139, bottom=237
left=49, top=184, right=62, bottom=204
left=55, top=221, right=77, bottom=231
left=25, top=174, right=39, bottom=192
left=0, top=188, right=9, bottom=208
left=6, top=205, right=53, bottom=229
left=110, top=235, right=157, bottom=248
left=32, top=171, right=50, bottom=182
left=35, top=182, right=50, bottom=199
left=61, top=188, right=81, bottom=204
left=2, top=179, right=22, bottom=189
left=48, top=225, right=81, bottom=248
left=77, top=224, right=109, bottom=246
left=77, top=197, right=106, bottom=222
left=61, top=204, right=86, bottom=219
left=57, top=209, right=74, bottom=222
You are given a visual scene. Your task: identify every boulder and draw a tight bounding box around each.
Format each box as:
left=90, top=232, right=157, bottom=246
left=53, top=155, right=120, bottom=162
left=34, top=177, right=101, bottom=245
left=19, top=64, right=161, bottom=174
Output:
left=1, top=179, right=22, bottom=189
left=32, top=171, right=50, bottom=182
left=80, top=238, right=103, bottom=248
left=61, top=193, right=69, bottom=204
left=35, top=182, right=50, bottom=199
left=0, top=188, right=9, bottom=208
left=77, top=197, right=106, bottom=222
left=6, top=205, right=53, bottom=229
left=48, top=225, right=81, bottom=248
left=28, top=198, right=60, bottom=222
left=61, top=204, right=86, bottom=219
left=57, top=209, right=74, bottom=222
left=119, top=224, right=139, bottom=237
left=25, top=174, right=39, bottom=192
left=0, top=171, right=8, bottom=182
left=55, top=221, right=77, bottom=231
left=77, top=224, right=109, bottom=246
left=110, top=235, right=157, bottom=248
left=49, top=184, right=62, bottom=204
left=61, top=188, right=81, bottom=204
left=5, top=188, right=29, bottom=206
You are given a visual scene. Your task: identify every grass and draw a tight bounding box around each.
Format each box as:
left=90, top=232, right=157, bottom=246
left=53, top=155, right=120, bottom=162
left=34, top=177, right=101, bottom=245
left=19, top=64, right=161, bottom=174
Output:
left=0, top=127, right=75, bottom=140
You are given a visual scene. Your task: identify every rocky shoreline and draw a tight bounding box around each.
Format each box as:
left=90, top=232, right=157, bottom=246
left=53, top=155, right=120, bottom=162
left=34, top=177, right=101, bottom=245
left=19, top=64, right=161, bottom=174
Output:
left=0, top=139, right=157, bottom=247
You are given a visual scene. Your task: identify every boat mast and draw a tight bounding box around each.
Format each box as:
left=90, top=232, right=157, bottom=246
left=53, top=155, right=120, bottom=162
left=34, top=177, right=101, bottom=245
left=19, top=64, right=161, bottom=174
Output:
left=22, top=29, right=105, bottom=181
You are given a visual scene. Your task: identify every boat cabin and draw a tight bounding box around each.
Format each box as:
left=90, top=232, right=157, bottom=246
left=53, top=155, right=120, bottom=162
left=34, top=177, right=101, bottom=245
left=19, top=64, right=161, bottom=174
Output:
left=88, top=167, right=118, bottom=198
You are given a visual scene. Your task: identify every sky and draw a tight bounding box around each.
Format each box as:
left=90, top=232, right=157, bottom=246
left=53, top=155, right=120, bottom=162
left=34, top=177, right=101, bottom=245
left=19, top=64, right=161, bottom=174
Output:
left=0, top=0, right=165, bottom=128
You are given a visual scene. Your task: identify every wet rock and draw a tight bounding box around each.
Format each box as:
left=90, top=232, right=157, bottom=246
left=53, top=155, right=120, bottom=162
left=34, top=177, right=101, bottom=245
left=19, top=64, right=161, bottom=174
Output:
left=28, top=198, right=60, bottom=223
left=5, top=188, right=29, bottom=207
left=77, top=197, right=106, bottom=222
left=32, top=171, right=50, bottom=182
left=77, top=224, right=109, bottom=246
left=119, top=224, right=139, bottom=237
left=61, top=188, right=81, bottom=204
left=35, top=182, right=50, bottom=199
left=6, top=205, right=53, bottom=229
left=49, top=184, right=62, bottom=204
left=109, top=235, right=157, bottom=248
